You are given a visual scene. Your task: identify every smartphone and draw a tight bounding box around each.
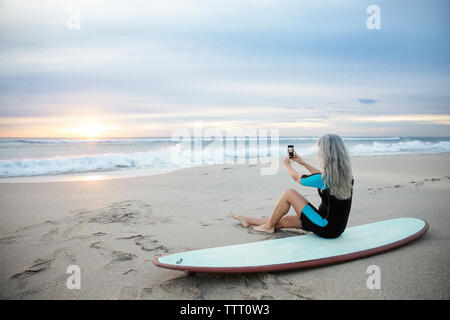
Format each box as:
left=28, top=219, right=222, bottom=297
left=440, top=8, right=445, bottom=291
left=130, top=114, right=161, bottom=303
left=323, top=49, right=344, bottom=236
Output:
left=288, top=145, right=294, bottom=159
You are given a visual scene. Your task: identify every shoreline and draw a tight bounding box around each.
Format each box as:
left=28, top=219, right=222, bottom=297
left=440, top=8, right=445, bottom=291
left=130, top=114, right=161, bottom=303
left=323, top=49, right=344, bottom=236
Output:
left=0, top=152, right=449, bottom=299
left=1, top=151, right=450, bottom=184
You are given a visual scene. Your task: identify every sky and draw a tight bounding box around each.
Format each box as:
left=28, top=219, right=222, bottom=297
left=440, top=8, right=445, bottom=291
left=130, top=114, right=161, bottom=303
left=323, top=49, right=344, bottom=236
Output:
left=0, top=0, right=449, bottom=137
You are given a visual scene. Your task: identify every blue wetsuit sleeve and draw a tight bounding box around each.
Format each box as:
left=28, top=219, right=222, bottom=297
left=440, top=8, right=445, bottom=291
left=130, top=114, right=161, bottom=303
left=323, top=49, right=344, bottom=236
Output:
left=300, top=173, right=327, bottom=190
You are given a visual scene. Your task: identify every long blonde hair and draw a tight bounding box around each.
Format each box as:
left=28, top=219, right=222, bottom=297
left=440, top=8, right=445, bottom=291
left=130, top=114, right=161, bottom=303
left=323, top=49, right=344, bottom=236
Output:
left=318, top=134, right=353, bottom=200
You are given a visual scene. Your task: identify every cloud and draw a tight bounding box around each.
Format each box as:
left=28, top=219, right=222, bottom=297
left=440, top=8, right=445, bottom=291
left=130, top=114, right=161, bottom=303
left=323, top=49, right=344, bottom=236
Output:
left=0, top=0, right=449, bottom=136
left=358, top=98, right=377, bottom=104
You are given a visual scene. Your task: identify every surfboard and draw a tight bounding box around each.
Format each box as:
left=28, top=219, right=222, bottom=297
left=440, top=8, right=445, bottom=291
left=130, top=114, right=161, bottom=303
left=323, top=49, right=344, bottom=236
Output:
left=152, top=217, right=428, bottom=273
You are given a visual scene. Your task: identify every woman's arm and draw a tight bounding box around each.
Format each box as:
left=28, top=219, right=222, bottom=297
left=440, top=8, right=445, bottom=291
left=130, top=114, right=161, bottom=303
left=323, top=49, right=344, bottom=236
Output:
left=293, top=152, right=321, bottom=174
left=284, top=157, right=325, bottom=188
left=299, top=161, right=321, bottom=175
left=283, top=158, right=302, bottom=182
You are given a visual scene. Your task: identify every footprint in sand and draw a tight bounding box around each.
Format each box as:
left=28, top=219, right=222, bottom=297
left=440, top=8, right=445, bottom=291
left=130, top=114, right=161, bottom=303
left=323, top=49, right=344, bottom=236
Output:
left=111, top=250, right=136, bottom=262
left=269, top=275, right=313, bottom=300
left=0, top=235, right=21, bottom=246
left=159, top=277, right=203, bottom=299
left=89, top=241, right=103, bottom=249
left=85, top=200, right=152, bottom=225
left=115, top=234, right=170, bottom=254
left=136, top=238, right=170, bottom=253
left=158, top=273, right=313, bottom=300
left=140, top=287, right=154, bottom=298
left=104, top=250, right=137, bottom=271
left=70, top=232, right=106, bottom=240
left=123, top=269, right=138, bottom=275
left=116, top=234, right=144, bottom=240
left=118, top=286, right=138, bottom=300
left=40, top=228, right=59, bottom=242
left=10, top=257, right=54, bottom=281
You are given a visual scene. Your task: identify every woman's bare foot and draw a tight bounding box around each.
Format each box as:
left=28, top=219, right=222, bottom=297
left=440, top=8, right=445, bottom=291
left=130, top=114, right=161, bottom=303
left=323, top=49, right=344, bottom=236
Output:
left=231, top=212, right=249, bottom=227
left=252, top=223, right=275, bottom=234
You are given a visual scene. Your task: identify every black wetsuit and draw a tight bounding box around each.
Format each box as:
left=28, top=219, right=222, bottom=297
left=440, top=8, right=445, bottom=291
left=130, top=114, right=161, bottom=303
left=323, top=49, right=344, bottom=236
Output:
left=299, top=173, right=354, bottom=239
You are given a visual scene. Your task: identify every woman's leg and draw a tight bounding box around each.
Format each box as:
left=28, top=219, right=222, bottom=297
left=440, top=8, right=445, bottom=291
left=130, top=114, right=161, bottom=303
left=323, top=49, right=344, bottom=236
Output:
left=253, top=188, right=308, bottom=233
left=232, top=214, right=302, bottom=229
left=232, top=188, right=308, bottom=233
left=231, top=213, right=265, bottom=227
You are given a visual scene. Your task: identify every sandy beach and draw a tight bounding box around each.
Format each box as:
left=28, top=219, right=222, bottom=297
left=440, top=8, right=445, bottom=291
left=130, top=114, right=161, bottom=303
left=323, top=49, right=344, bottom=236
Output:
left=0, top=152, right=449, bottom=300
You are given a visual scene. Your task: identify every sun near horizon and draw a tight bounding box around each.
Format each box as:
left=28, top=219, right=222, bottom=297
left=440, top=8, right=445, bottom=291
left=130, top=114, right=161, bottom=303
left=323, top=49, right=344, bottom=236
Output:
left=59, top=122, right=118, bottom=138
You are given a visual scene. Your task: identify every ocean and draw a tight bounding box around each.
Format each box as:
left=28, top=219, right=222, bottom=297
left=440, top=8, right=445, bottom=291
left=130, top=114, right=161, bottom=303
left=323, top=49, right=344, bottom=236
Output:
left=0, top=137, right=449, bottom=181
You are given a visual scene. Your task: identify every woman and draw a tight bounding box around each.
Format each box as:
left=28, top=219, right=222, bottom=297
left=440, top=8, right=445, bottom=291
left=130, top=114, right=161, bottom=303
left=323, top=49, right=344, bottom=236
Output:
left=232, top=134, right=354, bottom=239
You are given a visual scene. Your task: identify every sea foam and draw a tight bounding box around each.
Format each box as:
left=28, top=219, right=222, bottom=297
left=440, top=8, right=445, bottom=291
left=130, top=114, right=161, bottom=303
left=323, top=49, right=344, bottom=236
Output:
left=0, top=138, right=449, bottom=178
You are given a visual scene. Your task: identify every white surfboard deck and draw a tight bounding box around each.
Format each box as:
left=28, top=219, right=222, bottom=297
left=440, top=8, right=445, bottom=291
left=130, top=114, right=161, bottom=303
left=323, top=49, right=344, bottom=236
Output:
left=152, top=217, right=428, bottom=273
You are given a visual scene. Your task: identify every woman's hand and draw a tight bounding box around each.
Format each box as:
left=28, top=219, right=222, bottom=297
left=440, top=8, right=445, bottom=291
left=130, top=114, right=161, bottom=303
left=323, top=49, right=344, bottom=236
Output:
left=293, top=151, right=305, bottom=165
